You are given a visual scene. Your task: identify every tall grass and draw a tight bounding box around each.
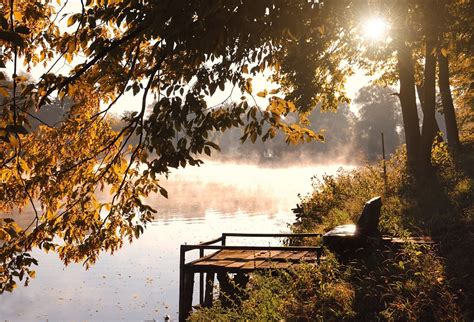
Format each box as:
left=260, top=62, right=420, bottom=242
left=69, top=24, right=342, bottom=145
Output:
left=190, top=253, right=355, bottom=321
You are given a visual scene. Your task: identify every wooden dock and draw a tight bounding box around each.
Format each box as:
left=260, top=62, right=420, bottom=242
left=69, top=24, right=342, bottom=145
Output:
left=179, top=233, right=322, bottom=321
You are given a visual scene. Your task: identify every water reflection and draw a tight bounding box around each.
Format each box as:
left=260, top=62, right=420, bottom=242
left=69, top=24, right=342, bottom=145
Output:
left=152, top=162, right=335, bottom=222
left=0, top=162, right=352, bottom=320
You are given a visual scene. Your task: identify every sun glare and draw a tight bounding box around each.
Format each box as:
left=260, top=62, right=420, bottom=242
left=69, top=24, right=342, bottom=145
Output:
left=362, top=17, right=389, bottom=41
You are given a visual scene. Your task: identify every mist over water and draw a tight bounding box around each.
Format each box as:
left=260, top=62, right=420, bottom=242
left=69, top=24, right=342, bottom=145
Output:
left=153, top=161, right=347, bottom=222
left=0, top=161, right=354, bottom=320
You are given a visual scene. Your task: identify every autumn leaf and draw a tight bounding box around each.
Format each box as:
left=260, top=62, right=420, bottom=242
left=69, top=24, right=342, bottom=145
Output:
left=0, top=87, right=9, bottom=97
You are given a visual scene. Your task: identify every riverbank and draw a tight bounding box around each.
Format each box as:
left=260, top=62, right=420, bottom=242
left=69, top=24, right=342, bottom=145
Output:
left=191, top=139, right=474, bottom=320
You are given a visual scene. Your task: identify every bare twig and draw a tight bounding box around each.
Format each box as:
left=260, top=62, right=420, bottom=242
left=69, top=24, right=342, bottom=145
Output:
left=89, top=43, right=141, bottom=123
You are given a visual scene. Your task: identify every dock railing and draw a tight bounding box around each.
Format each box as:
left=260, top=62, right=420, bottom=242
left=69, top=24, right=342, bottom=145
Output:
left=179, top=232, right=322, bottom=321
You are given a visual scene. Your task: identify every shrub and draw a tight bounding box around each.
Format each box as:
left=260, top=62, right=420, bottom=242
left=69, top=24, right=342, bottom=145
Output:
left=190, top=253, right=355, bottom=321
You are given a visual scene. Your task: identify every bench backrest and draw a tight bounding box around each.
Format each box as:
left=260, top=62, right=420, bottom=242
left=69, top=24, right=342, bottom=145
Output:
left=356, top=196, right=382, bottom=237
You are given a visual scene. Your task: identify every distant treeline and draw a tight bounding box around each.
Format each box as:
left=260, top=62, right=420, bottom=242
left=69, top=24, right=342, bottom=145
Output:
left=213, top=85, right=448, bottom=164
left=211, top=86, right=405, bottom=164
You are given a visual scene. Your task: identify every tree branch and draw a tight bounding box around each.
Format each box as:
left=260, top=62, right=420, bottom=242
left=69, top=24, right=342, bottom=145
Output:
left=38, top=24, right=150, bottom=107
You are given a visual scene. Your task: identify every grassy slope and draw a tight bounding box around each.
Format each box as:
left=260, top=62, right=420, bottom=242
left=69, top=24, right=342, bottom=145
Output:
left=290, top=140, right=473, bottom=320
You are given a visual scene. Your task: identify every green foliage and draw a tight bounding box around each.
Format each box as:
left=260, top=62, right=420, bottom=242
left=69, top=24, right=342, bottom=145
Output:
left=212, top=102, right=358, bottom=164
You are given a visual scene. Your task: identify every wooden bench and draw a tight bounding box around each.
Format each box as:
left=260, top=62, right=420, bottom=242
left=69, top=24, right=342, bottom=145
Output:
left=323, top=196, right=433, bottom=254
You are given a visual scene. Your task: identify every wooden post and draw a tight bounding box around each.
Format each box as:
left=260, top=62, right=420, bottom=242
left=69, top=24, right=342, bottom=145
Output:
left=381, top=132, right=388, bottom=192
left=217, top=272, right=233, bottom=308
left=316, top=247, right=323, bottom=263
left=181, top=269, right=195, bottom=321
left=233, top=272, right=249, bottom=305
left=178, top=245, right=186, bottom=322
left=204, top=272, right=215, bottom=307
left=199, top=248, right=204, bottom=305
left=179, top=246, right=195, bottom=322
left=184, top=271, right=195, bottom=315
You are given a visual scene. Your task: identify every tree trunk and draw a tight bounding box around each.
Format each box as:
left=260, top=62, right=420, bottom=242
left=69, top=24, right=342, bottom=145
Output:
left=416, top=84, right=442, bottom=140
left=418, top=38, right=438, bottom=176
left=397, top=42, right=421, bottom=172
left=438, top=53, right=460, bottom=149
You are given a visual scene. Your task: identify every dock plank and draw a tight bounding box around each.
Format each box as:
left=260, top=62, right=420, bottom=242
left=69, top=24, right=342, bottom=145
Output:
left=186, top=249, right=317, bottom=271
left=188, top=249, right=318, bottom=270
left=240, top=259, right=267, bottom=270
left=207, top=250, right=248, bottom=260
left=285, top=250, right=310, bottom=261
left=257, top=261, right=291, bottom=269
left=224, top=250, right=287, bottom=269
left=194, top=259, right=236, bottom=267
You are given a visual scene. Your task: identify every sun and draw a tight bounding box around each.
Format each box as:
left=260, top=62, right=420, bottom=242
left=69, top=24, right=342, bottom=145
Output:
left=362, top=17, right=389, bottom=41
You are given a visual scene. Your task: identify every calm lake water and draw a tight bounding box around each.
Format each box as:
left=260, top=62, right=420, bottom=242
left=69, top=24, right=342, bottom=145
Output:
left=1, top=161, right=352, bottom=321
